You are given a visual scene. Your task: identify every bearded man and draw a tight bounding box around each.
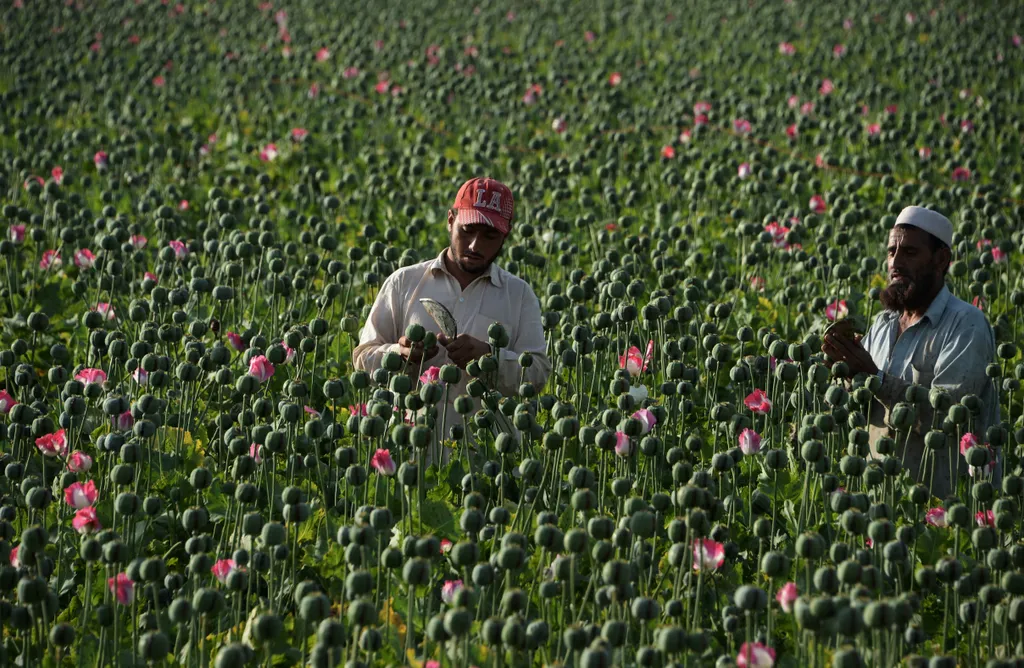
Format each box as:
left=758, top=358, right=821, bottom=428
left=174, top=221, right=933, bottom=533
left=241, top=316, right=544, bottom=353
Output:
left=822, top=206, right=999, bottom=500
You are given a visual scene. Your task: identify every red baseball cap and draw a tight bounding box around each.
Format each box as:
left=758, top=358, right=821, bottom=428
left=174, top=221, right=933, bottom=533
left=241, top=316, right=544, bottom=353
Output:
left=452, top=177, right=514, bottom=236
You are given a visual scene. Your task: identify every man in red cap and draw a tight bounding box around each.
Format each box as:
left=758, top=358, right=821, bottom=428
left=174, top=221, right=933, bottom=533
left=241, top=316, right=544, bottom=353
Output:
left=353, top=177, right=551, bottom=438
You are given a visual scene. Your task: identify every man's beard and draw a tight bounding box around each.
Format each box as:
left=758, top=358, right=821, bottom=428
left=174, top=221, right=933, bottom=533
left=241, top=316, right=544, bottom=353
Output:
left=880, top=271, right=938, bottom=311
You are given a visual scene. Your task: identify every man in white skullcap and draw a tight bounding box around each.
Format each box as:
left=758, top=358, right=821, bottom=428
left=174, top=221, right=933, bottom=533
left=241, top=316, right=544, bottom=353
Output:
left=822, top=206, right=1000, bottom=500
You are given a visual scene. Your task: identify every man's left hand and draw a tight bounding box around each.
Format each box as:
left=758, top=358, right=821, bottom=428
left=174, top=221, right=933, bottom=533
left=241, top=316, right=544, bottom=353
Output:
left=439, top=333, right=491, bottom=369
left=822, top=332, right=879, bottom=376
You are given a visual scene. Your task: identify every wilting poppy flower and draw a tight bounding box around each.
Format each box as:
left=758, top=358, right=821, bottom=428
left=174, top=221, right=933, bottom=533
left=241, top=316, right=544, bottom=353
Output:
left=764, top=222, right=790, bottom=248
left=833, top=43, right=846, bottom=58
left=614, top=432, right=631, bottom=458
left=552, top=117, right=567, bottom=134
left=419, top=367, right=441, bottom=384
left=776, top=583, right=797, bottom=612
left=976, top=510, right=995, bottom=528
left=951, top=166, right=971, bottom=182
left=744, top=389, right=772, bottom=414
left=211, top=559, right=238, bottom=583
left=441, top=580, right=463, bottom=605
left=925, top=508, right=948, bottom=528
left=809, top=195, right=827, bottom=213
left=168, top=240, right=188, bottom=258
left=737, top=642, right=776, bottom=668
left=95, top=302, right=115, bottom=321
left=94, top=151, right=109, bottom=170
left=825, top=299, right=848, bottom=321
left=918, top=146, right=931, bottom=161
left=260, top=143, right=279, bottom=161
left=371, top=449, right=396, bottom=476
left=738, top=163, right=751, bottom=179
left=8, top=225, right=25, bottom=244
left=777, top=42, right=795, bottom=55
left=108, top=573, right=134, bottom=605
left=733, top=118, right=751, bottom=134
left=692, top=538, right=725, bottom=571
left=785, top=124, right=798, bottom=139
left=633, top=408, right=657, bottom=434
left=738, top=428, right=762, bottom=455
left=290, top=128, right=308, bottom=142
left=73, top=507, right=102, bottom=534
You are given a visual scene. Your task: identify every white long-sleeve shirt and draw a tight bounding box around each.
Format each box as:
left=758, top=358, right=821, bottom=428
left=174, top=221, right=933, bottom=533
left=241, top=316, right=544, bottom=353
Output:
left=352, top=249, right=551, bottom=438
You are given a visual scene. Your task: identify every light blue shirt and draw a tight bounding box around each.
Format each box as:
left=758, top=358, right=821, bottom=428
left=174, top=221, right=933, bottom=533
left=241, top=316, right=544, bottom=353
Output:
left=861, top=285, right=1000, bottom=496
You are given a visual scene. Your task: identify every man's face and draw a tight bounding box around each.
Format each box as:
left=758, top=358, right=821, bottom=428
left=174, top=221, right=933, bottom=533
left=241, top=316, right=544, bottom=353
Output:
left=881, top=225, right=947, bottom=311
left=447, top=211, right=505, bottom=275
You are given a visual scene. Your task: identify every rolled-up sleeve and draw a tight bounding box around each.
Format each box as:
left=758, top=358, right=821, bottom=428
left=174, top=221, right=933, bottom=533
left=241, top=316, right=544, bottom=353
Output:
left=352, top=275, right=403, bottom=373
left=495, top=287, right=550, bottom=398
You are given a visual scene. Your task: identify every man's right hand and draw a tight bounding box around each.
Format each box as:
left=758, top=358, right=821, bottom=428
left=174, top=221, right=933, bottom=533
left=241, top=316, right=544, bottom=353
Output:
left=398, top=336, right=438, bottom=365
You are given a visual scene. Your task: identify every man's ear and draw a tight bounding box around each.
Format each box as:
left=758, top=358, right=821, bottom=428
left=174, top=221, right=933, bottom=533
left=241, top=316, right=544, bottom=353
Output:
left=940, top=246, right=952, bottom=275
left=447, top=209, right=456, bottom=229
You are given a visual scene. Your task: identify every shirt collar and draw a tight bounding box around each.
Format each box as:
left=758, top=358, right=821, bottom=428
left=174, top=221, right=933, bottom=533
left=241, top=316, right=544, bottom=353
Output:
left=430, top=248, right=503, bottom=288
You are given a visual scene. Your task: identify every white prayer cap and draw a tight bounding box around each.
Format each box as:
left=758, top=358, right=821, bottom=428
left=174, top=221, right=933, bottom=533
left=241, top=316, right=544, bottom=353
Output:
left=893, top=206, right=952, bottom=248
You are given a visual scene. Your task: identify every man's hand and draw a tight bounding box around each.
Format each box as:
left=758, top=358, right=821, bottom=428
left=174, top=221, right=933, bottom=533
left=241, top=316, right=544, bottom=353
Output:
left=439, top=333, right=491, bottom=369
left=398, top=336, right=438, bottom=365
left=821, top=332, right=879, bottom=376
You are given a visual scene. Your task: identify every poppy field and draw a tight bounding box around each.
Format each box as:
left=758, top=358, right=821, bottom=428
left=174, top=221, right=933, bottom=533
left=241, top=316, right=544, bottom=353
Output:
left=3, top=0, right=1024, bottom=666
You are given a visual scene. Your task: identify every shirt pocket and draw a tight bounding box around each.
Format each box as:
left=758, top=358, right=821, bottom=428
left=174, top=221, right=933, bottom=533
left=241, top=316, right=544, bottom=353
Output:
left=469, top=302, right=512, bottom=344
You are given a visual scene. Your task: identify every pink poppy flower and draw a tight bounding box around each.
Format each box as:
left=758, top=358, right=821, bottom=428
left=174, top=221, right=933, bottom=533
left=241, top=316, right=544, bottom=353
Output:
left=290, top=128, right=308, bottom=142
left=787, top=95, right=800, bottom=109
left=785, top=124, right=798, bottom=139
left=152, top=75, right=165, bottom=87
left=951, top=166, right=971, bottom=182
left=692, top=538, right=725, bottom=571
left=73, top=248, right=96, bottom=269
left=130, top=234, right=147, bottom=249
left=51, top=166, right=64, bottom=185
left=95, top=302, right=115, bottom=321
left=308, top=82, right=320, bottom=99
left=211, top=559, right=237, bottom=583
left=1013, top=34, right=1022, bottom=47
left=738, top=162, right=751, bottom=179
left=973, top=296, right=985, bottom=311
left=815, top=153, right=826, bottom=169
left=440, top=539, right=453, bottom=554
left=819, top=79, right=834, bottom=96
left=0, top=389, right=16, bottom=415
left=744, top=389, right=772, bottom=414
left=108, top=573, right=134, bottom=605
left=23, top=175, right=44, bottom=190
left=73, top=507, right=102, bottom=534
left=226, top=332, right=245, bottom=352
left=833, top=44, right=846, bottom=58
left=608, top=72, right=621, bottom=86
left=75, top=368, right=107, bottom=384
left=10, top=545, right=19, bottom=568
left=8, top=224, right=25, bottom=244
left=303, top=406, right=321, bottom=419
left=552, top=117, right=567, bottom=134
left=117, top=410, right=134, bottom=431
left=764, top=222, right=790, bottom=248
left=249, top=443, right=262, bottom=464
left=375, top=80, right=390, bottom=94
left=777, top=42, right=795, bottom=55
left=249, top=356, right=275, bottom=383
left=65, top=480, right=98, bottom=509
left=168, top=240, right=188, bottom=259
left=733, top=118, right=751, bottom=134
left=749, top=276, right=765, bottom=291
left=619, top=341, right=653, bottom=376
left=800, top=101, right=815, bottom=116
left=349, top=404, right=368, bottom=417
left=661, top=145, right=675, bottom=159
left=918, top=146, right=931, bottom=161
left=315, top=47, right=330, bottom=62
left=284, top=345, right=295, bottom=363
left=36, top=429, right=68, bottom=457
left=738, top=428, right=762, bottom=455
left=179, top=200, right=189, bottom=210
left=342, top=66, right=360, bottom=79
left=633, top=408, right=657, bottom=434
left=843, top=18, right=853, bottom=30
left=976, top=510, right=995, bottom=528
left=260, top=143, right=279, bottom=161
left=905, top=12, right=916, bottom=25
left=865, top=123, right=881, bottom=137
left=808, top=195, right=827, bottom=214
left=371, top=449, right=396, bottom=476
left=679, top=128, right=692, bottom=144
left=441, top=579, right=463, bottom=604
left=992, top=248, right=1006, bottom=264
left=776, top=582, right=797, bottom=612
left=693, top=101, right=711, bottom=115
left=825, top=299, right=848, bottom=321
left=885, top=105, right=898, bottom=115
left=614, top=432, right=631, bottom=458
left=925, top=508, right=947, bottom=528
left=133, top=368, right=149, bottom=386
left=419, top=366, right=441, bottom=384
left=38, top=248, right=61, bottom=270
left=584, top=30, right=595, bottom=42
left=737, top=642, right=776, bottom=668
left=67, top=451, right=93, bottom=473
left=94, top=151, right=109, bottom=170
left=144, top=271, right=158, bottom=283
left=960, top=119, right=974, bottom=134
